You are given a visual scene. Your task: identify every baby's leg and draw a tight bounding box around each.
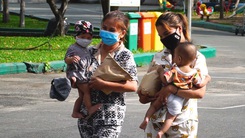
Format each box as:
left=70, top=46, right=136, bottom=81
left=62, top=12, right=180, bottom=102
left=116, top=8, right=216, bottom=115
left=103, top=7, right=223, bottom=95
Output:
left=78, top=83, right=101, bottom=117
left=71, top=89, right=84, bottom=118
left=139, top=115, right=150, bottom=130
left=157, top=111, right=177, bottom=137
left=140, top=98, right=163, bottom=130
left=70, top=77, right=77, bottom=88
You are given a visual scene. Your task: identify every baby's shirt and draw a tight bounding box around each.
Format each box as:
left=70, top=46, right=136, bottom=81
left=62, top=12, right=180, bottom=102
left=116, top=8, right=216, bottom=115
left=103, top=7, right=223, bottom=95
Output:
left=64, top=43, right=92, bottom=83
left=164, top=64, right=202, bottom=89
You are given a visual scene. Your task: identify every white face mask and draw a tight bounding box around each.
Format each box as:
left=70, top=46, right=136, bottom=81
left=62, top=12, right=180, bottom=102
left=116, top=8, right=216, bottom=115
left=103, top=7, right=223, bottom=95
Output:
left=76, top=37, right=92, bottom=48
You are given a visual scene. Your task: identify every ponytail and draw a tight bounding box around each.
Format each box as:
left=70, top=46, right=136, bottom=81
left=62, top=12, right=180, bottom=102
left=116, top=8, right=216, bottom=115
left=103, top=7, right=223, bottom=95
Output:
left=177, top=13, right=191, bottom=42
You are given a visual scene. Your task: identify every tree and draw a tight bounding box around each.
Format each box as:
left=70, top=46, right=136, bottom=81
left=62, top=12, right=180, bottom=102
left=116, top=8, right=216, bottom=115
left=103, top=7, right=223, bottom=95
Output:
left=46, top=0, right=69, bottom=36
left=19, top=0, right=25, bottom=28
left=2, top=0, right=10, bottom=23
left=101, top=0, right=119, bottom=17
left=2, top=0, right=24, bottom=27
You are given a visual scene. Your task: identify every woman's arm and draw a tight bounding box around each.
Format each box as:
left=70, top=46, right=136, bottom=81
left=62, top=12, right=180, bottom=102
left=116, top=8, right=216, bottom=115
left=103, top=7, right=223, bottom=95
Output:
left=195, top=74, right=211, bottom=88
left=89, top=76, right=138, bottom=92
left=177, top=86, right=206, bottom=98
left=159, top=84, right=206, bottom=103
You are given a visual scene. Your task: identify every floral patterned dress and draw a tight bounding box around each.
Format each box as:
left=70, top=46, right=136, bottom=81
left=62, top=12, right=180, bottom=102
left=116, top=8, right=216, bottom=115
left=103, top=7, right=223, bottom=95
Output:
left=77, top=43, right=138, bottom=138
left=145, top=49, right=208, bottom=138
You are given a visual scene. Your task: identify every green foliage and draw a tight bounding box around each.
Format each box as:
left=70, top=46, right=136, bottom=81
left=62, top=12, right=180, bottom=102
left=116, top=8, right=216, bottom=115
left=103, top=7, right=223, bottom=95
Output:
left=44, top=62, right=51, bottom=72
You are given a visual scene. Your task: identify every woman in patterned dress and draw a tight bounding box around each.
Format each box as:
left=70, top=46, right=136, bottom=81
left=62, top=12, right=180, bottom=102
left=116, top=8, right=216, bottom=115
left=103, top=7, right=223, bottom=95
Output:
left=77, top=10, right=138, bottom=138
left=138, top=12, right=210, bottom=138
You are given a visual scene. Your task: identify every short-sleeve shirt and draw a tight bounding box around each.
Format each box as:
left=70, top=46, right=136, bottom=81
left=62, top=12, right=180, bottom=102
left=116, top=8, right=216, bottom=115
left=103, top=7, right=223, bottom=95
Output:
left=80, top=43, right=138, bottom=126
left=64, top=43, right=91, bottom=83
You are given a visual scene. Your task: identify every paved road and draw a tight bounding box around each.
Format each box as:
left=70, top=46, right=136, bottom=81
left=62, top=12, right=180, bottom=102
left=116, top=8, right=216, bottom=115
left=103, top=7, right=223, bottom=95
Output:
left=9, top=3, right=161, bottom=28
left=1, top=28, right=245, bottom=138
left=1, top=2, right=245, bottom=138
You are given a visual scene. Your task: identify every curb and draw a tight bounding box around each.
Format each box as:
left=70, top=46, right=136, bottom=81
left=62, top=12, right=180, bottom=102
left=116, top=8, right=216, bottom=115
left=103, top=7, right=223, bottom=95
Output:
left=134, top=52, right=156, bottom=67
left=199, top=45, right=216, bottom=58
left=0, top=63, right=27, bottom=75
left=192, top=20, right=235, bottom=33
left=0, top=46, right=216, bottom=75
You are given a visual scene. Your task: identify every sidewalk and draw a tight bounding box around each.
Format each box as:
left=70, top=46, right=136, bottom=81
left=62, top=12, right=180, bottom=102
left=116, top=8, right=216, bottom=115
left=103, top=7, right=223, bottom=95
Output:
left=1, top=26, right=245, bottom=138
left=8, top=3, right=161, bottom=28
left=2, top=4, right=245, bottom=138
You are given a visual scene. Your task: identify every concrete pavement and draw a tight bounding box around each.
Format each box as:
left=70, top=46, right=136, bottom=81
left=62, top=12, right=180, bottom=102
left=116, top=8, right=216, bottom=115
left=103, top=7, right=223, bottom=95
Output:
left=1, top=2, right=245, bottom=138
left=1, top=27, right=245, bottom=138
left=8, top=2, right=161, bottom=28
left=7, top=2, right=235, bottom=32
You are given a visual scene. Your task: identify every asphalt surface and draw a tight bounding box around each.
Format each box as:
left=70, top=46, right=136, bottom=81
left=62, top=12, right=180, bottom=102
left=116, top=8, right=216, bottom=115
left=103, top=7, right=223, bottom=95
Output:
left=1, top=2, right=245, bottom=138
left=8, top=2, right=162, bottom=28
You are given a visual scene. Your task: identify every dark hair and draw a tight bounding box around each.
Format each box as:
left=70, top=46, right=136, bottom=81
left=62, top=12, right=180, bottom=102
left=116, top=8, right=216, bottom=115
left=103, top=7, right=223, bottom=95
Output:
left=155, top=12, right=191, bottom=42
left=102, top=10, right=129, bottom=42
left=176, top=42, right=197, bottom=66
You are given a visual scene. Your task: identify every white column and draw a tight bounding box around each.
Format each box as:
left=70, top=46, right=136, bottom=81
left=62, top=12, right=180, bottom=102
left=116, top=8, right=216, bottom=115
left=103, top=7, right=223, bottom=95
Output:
left=187, top=0, right=192, bottom=39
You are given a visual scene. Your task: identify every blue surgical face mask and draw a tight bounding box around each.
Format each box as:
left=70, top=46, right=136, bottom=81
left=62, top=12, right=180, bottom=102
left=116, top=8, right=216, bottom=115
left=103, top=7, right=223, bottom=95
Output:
left=99, top=30, right=119, bottom=46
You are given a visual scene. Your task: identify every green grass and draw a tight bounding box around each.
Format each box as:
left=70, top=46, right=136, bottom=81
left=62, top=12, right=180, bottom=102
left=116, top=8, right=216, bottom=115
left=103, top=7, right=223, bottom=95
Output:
left=0, top=13, right=158, bottom=63
left=0, top=36, right=101, bottom=63
left=0, top=11, right=228, bottom=63
left=0, top=13, right=48, bottom=29
left=0, top=13, right=98, bottom=63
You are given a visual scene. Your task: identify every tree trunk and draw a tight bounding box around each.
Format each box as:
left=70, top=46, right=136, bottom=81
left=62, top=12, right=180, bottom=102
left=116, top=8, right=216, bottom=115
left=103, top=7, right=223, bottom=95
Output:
left=46, top=0, right=69, bottom=36
left=101, top=0, right=119, bottom=17
left=2, top=0, right=10, bottom=23
left=220, top=0, right=224, bottom=19
left=19, top=0, right=25, bottom=28
left=57, top=14, right=65, bottom=35
left=0, top=0, right=2, bottom=11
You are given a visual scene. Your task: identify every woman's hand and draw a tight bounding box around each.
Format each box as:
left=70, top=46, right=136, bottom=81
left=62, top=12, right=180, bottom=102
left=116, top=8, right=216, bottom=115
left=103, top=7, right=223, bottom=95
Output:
left=156, top=65, right=164, bottom=75
left=157, top=84, right=177, bottom=103
left=137, top=90, right=156, bottom=104
left=88, top=76, right=106, bottom=90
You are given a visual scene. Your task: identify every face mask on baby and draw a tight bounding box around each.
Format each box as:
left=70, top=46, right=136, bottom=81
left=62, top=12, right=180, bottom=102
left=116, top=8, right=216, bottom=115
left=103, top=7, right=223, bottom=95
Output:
left=99, top=30, right=119, bottom=46
left=76, top=37, right=92, bottom=48
left=160, top=30, right=181, bottom=51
